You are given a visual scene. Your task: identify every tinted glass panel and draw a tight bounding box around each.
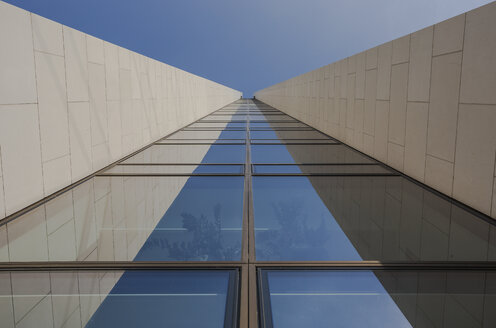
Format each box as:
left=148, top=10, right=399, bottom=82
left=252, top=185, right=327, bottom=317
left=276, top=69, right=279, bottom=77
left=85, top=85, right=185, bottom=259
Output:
left=103, top=164, right=244, bottom=175
left=260, top=270, right=496, bottom=328
left=158, top=139, right=244, bottom=144
left=250, top=122, right=308, bottom=128
left=250, top=130, right=330, bottom=139
left=251, top=144, right=374, bottom=164
left=253, top=176, right=496, bottom=261
left=250, top=115, right=296, bottom=121
left=253, top=164, right=394, bottom=175
left=1, top=176, right=244, bottom=262
left=123, top=144, right=245, bottom=164
left=0, top=269, right=237, bottom=328
left=202, top=115, right=247, bottom=121
left=189, top=122, right=246, bottom=128
left=167, top=130, right=246, bottom=139
left=251, top=139, right=338, bottom=144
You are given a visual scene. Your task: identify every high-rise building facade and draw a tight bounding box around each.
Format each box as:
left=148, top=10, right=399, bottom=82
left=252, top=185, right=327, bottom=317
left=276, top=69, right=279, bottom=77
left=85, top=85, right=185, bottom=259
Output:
left=1, top=98, right=495, bottom=327
left=1, top=1, right=496, bottom=327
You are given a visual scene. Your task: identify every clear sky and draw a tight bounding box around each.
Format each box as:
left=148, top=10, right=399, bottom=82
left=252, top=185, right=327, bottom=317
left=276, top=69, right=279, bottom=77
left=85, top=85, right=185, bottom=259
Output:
left=5, top=0, right=493, bottom=97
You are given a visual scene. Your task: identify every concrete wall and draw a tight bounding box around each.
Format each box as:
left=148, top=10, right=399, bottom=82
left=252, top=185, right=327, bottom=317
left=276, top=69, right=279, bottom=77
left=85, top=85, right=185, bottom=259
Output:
left=0, top=1, right=241, bottom=219
left=255, top=1, right=496, bottom=219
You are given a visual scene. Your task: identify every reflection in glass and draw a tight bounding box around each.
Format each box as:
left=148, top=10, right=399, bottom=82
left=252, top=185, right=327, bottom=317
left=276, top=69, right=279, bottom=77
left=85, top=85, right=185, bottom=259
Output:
left=251, top=144, right=374, bottom=164
left=252, top=164, right=393, bottom=175
left=0, top=269, right=236, bottom=328
left=253, top=176, right=496, bottom=261
left=250, top=130, right=330, bottom=139
left=260, top=270, right=496, bottom=328
left=136, top=176, right=244, bottom=261
left=189, top=122, right=246, bottom=128
left=0, top=176, right=244, bottom=262
left=167, top=130, right=246, bottom=139
left=103, top=164, right=244, bottom=175
left=253, top=176, right=361, bottom=260
left=123, top=144, right=245, bottom=164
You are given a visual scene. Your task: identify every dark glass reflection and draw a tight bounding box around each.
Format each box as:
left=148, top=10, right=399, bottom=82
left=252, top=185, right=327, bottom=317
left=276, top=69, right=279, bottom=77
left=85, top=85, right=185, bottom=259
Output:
left=253, top=176, right=496, bottom=261
left=251, top=144, right=374, bottom=164
left=253, top=164, right=393, bottom=175
left=250, top=130, right=330, bottom=139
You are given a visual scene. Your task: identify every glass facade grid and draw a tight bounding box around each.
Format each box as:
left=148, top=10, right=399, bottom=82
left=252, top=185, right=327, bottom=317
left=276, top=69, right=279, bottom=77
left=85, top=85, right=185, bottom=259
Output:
left=1, top=99, right=496, bottom=327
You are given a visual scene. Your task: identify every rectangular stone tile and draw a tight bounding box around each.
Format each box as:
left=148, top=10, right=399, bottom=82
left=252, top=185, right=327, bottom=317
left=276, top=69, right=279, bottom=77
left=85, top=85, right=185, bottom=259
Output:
left=355, top=52, right=366, bottom=99
left=408, top=26, right=433, bottom=102
left=425, top=155, right=454, bottom=196
left=388, top=63, right=409, bottom=145
left=433, top=13, right=465, bottom=56
left=0, top=2, right=37, bottom=104
left=104, top=42, right=120, bottom=101
left=73, top=182, right=97, bottom=260
left=354, top=99, right=365, bottom=150
left=0, top=223, right=8, bottom=261
left=366, top=47, right=378, bottom=69
left=374, top=100, right=390, bottom=162
left=0, top=105, right=44, bottom=215
left=376, top=42, right=392, bottom=100
left=68, top=102, right=93, bottom=182
left=35, top=51, right=70, bottom=162
left=0, top=272, right=14, bottom=327
left=404, top=102, right=428, bottom=182
left=364, top=69, right=377, bottom=135
left=88, top=63, right=108, bottom=146
left=86, top=35, right=104, bottom=64
left=31, top=13, right=64, bottom=56
left=460, top=2, right=496, bottom=104
left=42, top=155, right=71, bottom=195
left=63, top=26, right=88, bottom=102
left=453, top=104, right=496, bottom=215
left=427, top=52, right=462, bottom=162
left=346, top=74, right=355, bottom=128
left=387, top=142, right=405, bottom=171
left=392, top=35, right=410, bottom=64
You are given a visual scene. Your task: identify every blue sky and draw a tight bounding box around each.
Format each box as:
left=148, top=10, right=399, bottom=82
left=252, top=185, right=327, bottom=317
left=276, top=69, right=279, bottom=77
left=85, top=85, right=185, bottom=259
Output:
left=5, top=0, right=492, bottom=97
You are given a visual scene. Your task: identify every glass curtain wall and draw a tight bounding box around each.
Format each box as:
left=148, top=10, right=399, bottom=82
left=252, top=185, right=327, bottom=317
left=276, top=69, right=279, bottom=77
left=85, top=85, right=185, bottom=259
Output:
left=0, top=99, right=495, bottom=327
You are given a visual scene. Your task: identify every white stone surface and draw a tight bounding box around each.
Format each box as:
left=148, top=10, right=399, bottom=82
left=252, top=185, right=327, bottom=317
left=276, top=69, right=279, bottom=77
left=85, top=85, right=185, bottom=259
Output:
left=0, top=3, right=240, bottom=220
left=255, top=1, right=496, bottom=218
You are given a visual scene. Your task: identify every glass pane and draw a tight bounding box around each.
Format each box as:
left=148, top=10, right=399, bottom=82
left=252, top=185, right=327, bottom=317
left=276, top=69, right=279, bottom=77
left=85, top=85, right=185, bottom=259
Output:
left=189, top=122, right=246, bottom=128
left=1, top=176, right=244, bottom=262
left=253, top=175, right=496, bottom=261
left=250, top=122, right=308, bottom=128
left=158, top=139, right=244, bottom=144
left=123, top=144, right=245, bottom=164
left=253, top=164, right=393, bottom=175
left=251, top=144, right=374, bottom=164
left=250, top=115, right=296, bottom=121
left=103, top=164, right=244, bottom=175
left=251, top=139, right=338, bottom=144
left=0, top=269, right=237, bottom=328
left=167, top=130, right=246, bottom=139
left=250, top=130, right=330, bottom=139
left=202, top=115, right=247, bottom=121
left=260, top=269, right=496, bottom=328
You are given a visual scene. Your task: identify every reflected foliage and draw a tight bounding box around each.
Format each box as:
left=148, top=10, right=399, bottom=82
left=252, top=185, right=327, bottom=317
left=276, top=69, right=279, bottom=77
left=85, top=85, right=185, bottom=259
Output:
left=165, top=204, right=239, bottom=260
left=256, top=199, right=329, bottom=260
